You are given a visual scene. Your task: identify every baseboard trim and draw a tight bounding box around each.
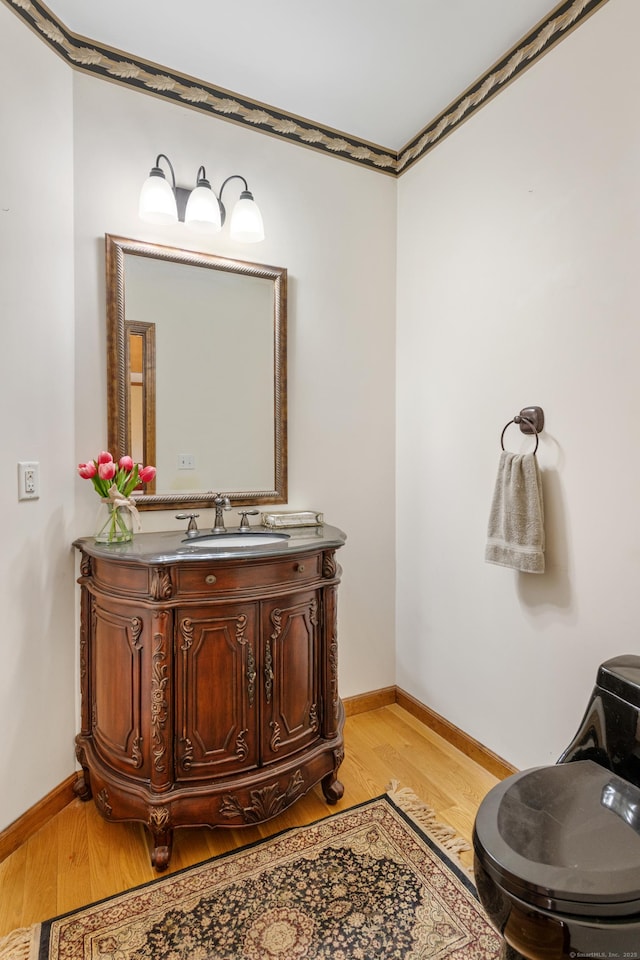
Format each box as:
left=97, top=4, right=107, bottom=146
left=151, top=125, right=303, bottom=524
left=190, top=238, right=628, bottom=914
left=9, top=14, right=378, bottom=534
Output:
left=343, top=686, right=397, bottom=716
left=344, top=685, right=516, bottom=780
left=0, top=773, right=77, bottom=863
left=0, top=687, right=515, bottom=863
left=394, top=687, right=518, bottom=780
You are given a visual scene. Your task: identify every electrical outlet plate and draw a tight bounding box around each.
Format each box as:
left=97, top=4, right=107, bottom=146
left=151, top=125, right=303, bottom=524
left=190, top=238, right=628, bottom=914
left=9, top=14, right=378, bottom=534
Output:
left=18, top=461, right=39, bottom=500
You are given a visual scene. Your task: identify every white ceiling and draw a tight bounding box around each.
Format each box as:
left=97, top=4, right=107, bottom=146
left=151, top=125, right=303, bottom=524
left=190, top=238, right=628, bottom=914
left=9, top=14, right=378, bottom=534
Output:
left=43, top=0, right=560, bottom=150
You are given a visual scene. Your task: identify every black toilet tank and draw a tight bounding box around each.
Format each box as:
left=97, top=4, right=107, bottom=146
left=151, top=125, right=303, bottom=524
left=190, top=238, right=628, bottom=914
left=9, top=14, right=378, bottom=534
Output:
left=596, top=655, right=640, bottom=707
left=559, top=655, right=640, bottom=788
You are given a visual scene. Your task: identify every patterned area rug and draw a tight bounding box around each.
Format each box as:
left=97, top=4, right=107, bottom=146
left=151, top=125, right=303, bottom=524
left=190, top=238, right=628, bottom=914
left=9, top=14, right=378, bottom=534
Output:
left=1, top=787, right=501, bottom=959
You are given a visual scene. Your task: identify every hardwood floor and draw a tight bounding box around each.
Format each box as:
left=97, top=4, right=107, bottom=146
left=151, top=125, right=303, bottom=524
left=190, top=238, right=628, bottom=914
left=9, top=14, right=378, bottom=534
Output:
left=0, top=704, right=499, bottom=938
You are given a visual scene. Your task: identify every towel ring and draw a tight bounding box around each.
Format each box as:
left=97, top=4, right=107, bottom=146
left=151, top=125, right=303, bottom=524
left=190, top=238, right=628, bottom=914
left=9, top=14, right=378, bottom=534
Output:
left=501, top=416, right=539, bottom=454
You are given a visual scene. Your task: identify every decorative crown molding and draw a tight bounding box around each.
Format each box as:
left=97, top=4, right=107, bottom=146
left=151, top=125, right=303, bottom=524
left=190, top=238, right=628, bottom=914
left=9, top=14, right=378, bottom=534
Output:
left=397, top=0, right=609, bottom=173
left=3, top=0, right=609, bottom=177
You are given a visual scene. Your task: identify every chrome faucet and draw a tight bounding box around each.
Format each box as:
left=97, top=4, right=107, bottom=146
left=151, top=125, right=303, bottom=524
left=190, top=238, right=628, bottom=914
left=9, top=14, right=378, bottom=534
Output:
left=212, top=494, right=231, bottom=533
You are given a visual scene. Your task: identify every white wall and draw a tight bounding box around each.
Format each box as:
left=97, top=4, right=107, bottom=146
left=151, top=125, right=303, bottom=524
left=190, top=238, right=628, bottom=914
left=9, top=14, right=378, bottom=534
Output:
left=0, top=4, right=76, bottom=828
left=396, top=0, right=640, bottom=769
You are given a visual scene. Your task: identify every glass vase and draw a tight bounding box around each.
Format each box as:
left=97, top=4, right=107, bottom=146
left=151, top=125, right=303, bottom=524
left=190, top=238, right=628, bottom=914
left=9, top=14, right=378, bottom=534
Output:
left=94, top=502, right=134, bottom=544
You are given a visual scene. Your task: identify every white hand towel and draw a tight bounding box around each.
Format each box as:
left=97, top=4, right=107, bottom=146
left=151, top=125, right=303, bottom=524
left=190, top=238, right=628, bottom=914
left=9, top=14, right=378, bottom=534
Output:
left=485, top=451, right=545, bottom=573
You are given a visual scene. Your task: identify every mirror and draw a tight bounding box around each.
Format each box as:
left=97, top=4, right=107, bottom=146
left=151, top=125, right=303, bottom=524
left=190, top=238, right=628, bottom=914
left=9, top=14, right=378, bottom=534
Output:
left=105, top=235, right=287, bottom=510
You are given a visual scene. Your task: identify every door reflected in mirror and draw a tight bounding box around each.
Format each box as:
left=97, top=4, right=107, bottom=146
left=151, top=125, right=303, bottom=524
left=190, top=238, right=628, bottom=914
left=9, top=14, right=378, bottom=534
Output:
left=126, top=322, right=156, bottom=494
left=106, top=235, right=287, bottom=511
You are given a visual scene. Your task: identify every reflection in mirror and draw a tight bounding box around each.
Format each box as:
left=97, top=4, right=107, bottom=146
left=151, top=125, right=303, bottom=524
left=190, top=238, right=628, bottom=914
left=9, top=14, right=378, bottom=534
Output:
left=106, top=235, right=287, bottom=511
left=126, top=322, right=156, bottom=494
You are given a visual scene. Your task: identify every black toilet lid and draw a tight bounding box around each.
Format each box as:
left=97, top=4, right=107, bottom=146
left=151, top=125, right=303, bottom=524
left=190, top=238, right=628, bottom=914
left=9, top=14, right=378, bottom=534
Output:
left=473, top=759, right=640, bottom=917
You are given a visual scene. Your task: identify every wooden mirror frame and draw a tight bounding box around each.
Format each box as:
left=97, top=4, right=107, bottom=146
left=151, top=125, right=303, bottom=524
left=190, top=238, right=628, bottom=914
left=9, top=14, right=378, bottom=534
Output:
left=105, top=234, right=287, bottom=511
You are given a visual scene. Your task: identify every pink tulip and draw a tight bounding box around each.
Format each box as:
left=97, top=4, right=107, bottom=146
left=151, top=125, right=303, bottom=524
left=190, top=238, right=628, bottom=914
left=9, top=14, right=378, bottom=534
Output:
left=78, top=461, right=97, bottom=479
left=98, top=460, right=117, bottom=480
left=138, top=465, right=156, bottom=483
left=97, top=451, right=113, bottom=465
left=119, top=456, right=134, bottom=471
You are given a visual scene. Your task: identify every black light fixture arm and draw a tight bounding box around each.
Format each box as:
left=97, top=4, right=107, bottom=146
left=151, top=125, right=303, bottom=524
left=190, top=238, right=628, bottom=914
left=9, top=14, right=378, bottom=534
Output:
left=218, top=175, right=252, bottom=226
left=195, top=165, right=210, bottom=187
left=219, top=174, right=249, bottom=197
left=151, top=153, right=176, bottom=189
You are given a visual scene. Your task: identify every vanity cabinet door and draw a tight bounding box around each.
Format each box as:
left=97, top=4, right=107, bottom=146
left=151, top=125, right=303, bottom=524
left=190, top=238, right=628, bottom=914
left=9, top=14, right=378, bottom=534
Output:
left=174, top=603, right=259, bottom=780
left=261, top=590, right=320, bottom=763
left=90, top=598, right=156, bottom=778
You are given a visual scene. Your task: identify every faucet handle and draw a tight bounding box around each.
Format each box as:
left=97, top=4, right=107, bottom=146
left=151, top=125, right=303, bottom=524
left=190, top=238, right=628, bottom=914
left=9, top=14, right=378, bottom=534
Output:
left=238, top=509, right=259, bottom=531
left=176, top=513, right=200, bottom=537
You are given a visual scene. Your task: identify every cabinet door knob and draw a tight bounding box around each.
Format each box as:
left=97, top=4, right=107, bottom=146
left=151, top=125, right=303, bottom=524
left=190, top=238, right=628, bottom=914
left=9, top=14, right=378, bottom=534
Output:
left=296, top=563, right=305, bottom=573
left=205, top=574, right=217, bottom=585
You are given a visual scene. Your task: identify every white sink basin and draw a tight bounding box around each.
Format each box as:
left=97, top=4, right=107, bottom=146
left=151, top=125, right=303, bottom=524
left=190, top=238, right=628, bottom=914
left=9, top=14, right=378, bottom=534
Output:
left=181, top=532, right=289, bottom=548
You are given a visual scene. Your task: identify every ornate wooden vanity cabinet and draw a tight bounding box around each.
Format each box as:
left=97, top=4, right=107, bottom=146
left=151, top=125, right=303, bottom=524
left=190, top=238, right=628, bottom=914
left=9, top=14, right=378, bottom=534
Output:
left=73, top=526, right=346, bottom=870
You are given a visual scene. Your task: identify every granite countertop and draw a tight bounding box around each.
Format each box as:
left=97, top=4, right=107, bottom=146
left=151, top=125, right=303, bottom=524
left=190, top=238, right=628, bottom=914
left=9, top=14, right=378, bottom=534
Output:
left=73, top=524, right=347, bottom=565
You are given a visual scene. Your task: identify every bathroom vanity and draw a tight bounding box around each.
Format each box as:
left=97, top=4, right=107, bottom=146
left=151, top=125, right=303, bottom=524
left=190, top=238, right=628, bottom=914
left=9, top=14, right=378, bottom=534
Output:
left=73, top=524, right=346, bottom=870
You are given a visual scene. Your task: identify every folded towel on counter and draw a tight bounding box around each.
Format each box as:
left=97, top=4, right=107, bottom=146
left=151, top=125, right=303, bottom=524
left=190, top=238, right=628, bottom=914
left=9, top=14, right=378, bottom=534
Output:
left=485, top=451, right=545, bottom=573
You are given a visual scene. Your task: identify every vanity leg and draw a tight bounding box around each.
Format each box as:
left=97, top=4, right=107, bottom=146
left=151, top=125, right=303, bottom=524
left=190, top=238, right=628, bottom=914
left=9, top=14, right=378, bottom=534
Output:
left=151, top=840, right=172, bottom=872
left=149, top=819, right=174, bottom=872
left=73, top=772, right=92, bottom=802
left=321, top=772, right=344, bottom=804
left=73, top=743, right=93, bottom=801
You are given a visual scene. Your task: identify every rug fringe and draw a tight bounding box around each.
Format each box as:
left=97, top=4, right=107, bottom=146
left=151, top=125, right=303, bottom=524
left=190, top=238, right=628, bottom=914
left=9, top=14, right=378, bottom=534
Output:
left=386, top=781, right=472, bottom=859
left=0, top=924, right=39, bottom=960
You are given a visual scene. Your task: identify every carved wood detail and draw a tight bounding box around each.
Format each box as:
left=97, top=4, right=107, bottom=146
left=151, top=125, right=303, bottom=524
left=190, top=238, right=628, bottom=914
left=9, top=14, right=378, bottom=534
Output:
left=236, top=729, right=249, bottom=760
left=95, top=788, right=112, bottom=818
left=179, top=737, right=194, bottom=770
left=246, top=642, right=257, bottom=708
left=150, top=567, right=173, bottom=600
left=78, top=588, right=90, bottom=734
left=219, top=770, right=305, bottom=823
left=265, top=610, right=278, bottom=704
left=179, top=617, right=194, bottom=652
left=269, top=720, right=282, bottom=752
left=327, top=586, right=339, bottom=726
left=322, top=550, right=337, bottom=578
left=130, top=616, right=143, bottom=649
left=149, top=805, right=171, bottom=832
left=151, top=619, right=169, bottom=777
left=309, top=702, right=319, bottom=731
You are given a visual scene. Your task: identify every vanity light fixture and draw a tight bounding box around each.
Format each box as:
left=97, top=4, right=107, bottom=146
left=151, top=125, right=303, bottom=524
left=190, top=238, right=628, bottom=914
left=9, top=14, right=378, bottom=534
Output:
left=138, top=153, right=265, bottom=242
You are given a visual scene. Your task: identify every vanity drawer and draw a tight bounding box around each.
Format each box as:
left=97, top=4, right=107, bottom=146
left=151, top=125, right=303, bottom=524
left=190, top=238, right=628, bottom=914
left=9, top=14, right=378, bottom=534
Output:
left=89, top=557, right=150, bottom=598
left=174, top=553, right=322, bottom=596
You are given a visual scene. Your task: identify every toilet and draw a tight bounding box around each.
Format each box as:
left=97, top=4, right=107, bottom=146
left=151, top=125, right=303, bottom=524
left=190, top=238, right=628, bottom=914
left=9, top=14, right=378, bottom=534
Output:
left=473, top=655, right=640, bottom=959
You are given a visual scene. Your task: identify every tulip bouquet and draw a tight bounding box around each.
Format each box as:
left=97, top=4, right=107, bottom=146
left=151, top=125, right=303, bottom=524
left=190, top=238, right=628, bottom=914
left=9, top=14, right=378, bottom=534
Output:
left=78, top=451, right=156, bottom=543
left=78, top=451, right=156, bottom=496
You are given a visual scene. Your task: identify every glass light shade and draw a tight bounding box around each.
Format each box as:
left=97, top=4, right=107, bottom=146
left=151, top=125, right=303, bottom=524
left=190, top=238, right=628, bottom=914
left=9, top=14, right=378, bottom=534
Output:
left=229, top=193, right=265, bottom=242
left=138, top=174, right=178, bottom=224
left=184, top=185, right=222, bottom=232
